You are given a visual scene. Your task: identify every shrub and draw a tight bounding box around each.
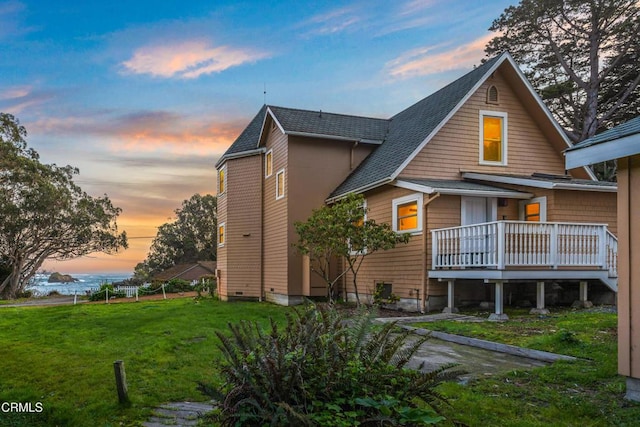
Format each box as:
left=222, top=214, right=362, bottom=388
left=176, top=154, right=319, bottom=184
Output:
left=199, top=304, right=460, bottom=426
left=88, top=283, right=125, bottom=301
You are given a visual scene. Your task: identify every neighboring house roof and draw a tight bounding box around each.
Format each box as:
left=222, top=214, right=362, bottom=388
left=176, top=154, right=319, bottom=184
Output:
left=394, top=178, right=533, bottom=199
left=462, top=171, right=617, bottom=192
left=267, top=105, right=390, bottom=143
left=153, top=261, right=217, bottom=282
left=565, top=116, right=640, bottom=168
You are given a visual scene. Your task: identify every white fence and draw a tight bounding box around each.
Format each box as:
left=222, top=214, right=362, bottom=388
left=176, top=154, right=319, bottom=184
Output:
left=431, top=221, right=617, bottom=276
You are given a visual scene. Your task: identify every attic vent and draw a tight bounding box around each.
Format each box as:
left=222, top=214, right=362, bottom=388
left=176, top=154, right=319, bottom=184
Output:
left=487, top=85, right=499, bottom=104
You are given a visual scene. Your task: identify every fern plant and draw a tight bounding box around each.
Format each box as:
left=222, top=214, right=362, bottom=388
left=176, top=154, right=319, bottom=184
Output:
left=199, top=303, right=461, bottom=426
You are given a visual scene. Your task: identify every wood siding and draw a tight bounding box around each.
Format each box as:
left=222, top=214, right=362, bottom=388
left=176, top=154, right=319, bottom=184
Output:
left=224, top=155, right=263, bottom=298
left=402, top=69, right=567, bottom=179
left=546, top=190, right=617, bottom=236
left=263, top=126, right=289, bottom=296
left=216, top=168, right=228, bottom=299
left=617, top=155, right=640, bottom=378
left=288, top=136, right=376, bottom=296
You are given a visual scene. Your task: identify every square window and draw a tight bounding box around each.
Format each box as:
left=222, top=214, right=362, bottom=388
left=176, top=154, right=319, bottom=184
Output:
left=276, top=169, right=285, bottom=200
left=479, top=111, right=508, bottom=165
left=392, top=193, right=423, bottom=233
left=265, top=150, right=273, bottom=178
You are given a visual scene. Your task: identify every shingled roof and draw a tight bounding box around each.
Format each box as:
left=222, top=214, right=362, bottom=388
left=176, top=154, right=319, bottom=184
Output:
left=215, top=105, right=267, bottom=168
left=328, top=54, right=504, bottom=199
left=568, top=116, right=640, bottom=150
left=268, top=106, right=389, bottom=143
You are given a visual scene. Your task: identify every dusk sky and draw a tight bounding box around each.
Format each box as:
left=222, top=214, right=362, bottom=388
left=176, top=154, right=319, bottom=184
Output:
left=0, top=0, right=514, bottom=275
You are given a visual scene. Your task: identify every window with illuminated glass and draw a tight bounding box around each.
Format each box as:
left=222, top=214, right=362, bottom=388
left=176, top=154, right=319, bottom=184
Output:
left=218, top=223, right=225, bottom=246
left=524, top=203, right=540, bottom=222
left=276, top=169, right=285, bottom=200
left=479, top=111, right=507, bottom=165
left=520, top=197, right=546, bottom=222
left=265, top=150, right=273, bottom=177
left=218, top=167, right=226, bottom=195
left=392, top=193, right=423, bottom=233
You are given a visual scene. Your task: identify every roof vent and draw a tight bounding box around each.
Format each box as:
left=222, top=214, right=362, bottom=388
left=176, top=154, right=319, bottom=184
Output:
left=487, top=85, right=499, bottom=104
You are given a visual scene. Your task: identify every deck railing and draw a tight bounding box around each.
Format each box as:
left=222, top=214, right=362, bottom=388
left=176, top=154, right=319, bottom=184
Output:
left=431, top=221, right=617, bottom=276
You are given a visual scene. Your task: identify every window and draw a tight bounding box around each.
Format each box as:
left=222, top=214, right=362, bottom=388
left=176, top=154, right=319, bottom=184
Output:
left=265, top=150, right=273, bottom=178
left=392, top=193, right=423, bottom=233
left=276, top=169, right=285, bottom=200
left=479, top=111, right=507, bottom=165
left=218, top=166, right=226, bottom=195
left=519, top=197, right=547, bottom=222
left=218, top=223, right=225, bottom=246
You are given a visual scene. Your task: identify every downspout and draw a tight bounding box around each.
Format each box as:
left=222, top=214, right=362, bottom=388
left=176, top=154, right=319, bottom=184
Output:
left=421, top=192, right=441, bottom=313
left=260, top=153, right=265, bottom=302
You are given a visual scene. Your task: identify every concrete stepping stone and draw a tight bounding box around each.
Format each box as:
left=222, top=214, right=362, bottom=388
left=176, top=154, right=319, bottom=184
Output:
left=143, top=401, right=215, bottom=426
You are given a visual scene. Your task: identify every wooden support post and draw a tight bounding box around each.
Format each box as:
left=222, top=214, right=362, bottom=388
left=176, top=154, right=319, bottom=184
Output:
left=162, top=283, right=167, bottom=300
left=135, top=287, right=139, bottom=302
left=73, top=291, right=77, bottom=305
left=113, top=360, right=130, bottom=404
left=106, top=287, right=109, bottom=304
left=489, top=281, right=509, bottom=321
left=572, top=281, right=593, bottom=308
left=442, top=280, right=459, bottom=313
left=530, top=281, right=550, bottom=315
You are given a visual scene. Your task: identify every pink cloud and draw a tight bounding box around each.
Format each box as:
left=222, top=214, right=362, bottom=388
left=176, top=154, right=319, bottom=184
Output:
left=386, top=33, right=496, bottom=79
left=121, top=40, right=268, bottom=79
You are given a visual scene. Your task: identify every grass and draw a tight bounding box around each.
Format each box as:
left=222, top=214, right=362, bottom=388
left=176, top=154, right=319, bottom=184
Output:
left=0, top=297, right=290, bottom=426
left=415, top=307, right=640, bottom=426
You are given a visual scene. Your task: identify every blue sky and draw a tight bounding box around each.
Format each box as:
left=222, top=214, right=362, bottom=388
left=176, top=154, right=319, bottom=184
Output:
left=0, top=0, right=514, bottom=274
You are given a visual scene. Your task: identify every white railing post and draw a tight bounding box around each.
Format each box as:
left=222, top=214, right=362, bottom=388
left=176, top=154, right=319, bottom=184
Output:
left=598, top=226, right=607, bottom=269
left=550, top=223, right=558, bottom=269
left=431, top=230, right=438, bottom=268
left=497, top=221, right=505, bottom=269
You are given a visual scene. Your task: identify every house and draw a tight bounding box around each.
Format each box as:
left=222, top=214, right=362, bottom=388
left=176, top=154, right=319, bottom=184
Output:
left=152, top=261, right=217, bottom=285
left=565, top=116, right=640, bottom=402
left=215, top=52, right=618, bottom=319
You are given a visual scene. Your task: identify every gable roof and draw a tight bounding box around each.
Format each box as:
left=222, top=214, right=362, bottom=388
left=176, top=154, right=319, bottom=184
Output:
left=326, top=54, right=504, bottom=200
left=215, top=105, right=267, bottom=168
left=267, top=106, right=389, bottom=143
left=565, top=116, right=640, bottom=168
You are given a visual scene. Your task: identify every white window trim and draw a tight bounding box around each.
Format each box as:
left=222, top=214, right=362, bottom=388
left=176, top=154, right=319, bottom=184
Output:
left=218, top=165, right=226, bottom=196
left=275, top=169, right=285, bottom=200
left=479, top=110, right=508, bottom=166
left=392, top=193, right=423, bottom=234
left=519, top=197, right=547, bottom=222
left=265, top=149, right=273, bottom=178
left=218, top=222, right=225, bottom=247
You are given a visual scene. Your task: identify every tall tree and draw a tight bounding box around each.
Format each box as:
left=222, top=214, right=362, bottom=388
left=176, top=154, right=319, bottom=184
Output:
left=485, top=0, right=640, bottom=147
left=0, top=113, right=127, bottom=299
left=135, top=193, right=217, bottom=280
left=295, top=194, right=410, bottom=305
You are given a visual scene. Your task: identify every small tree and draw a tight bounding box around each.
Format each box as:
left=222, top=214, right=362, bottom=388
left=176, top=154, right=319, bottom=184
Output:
left=295, top=194, right=410, bottom=305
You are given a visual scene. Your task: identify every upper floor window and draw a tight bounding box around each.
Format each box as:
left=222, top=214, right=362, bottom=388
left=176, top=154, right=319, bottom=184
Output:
left=479, top=111, right=508, bottom=166
left=265, top=150, right=273, bottom=178
left=218, top=166, right=226, bottom=195
left=392, top=193, right=423, bottom=234
left=276, top=169, right=285, bottom=200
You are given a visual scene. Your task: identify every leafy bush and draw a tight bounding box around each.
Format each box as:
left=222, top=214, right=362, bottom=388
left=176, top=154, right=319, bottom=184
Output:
left=163, top=278, right=194, bottom=293
left=88, top=283, right=125, bottom=301
left=199, top=304, right=460, bottom=426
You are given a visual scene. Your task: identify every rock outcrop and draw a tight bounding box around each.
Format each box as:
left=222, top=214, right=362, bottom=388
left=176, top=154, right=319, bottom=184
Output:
left=48, top=272, right=78, bottom=283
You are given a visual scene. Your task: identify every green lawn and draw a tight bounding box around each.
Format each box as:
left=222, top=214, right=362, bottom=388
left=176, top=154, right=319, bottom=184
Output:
left=0, top=298, right=290, bottom=426
left=3, top=301, right=640, bottom=426
left=417, top=308, right=640, bottom=426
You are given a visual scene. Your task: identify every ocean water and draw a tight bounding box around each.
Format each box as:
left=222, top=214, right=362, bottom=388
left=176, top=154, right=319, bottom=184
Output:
left=27, top=273, right=133, bottom=296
